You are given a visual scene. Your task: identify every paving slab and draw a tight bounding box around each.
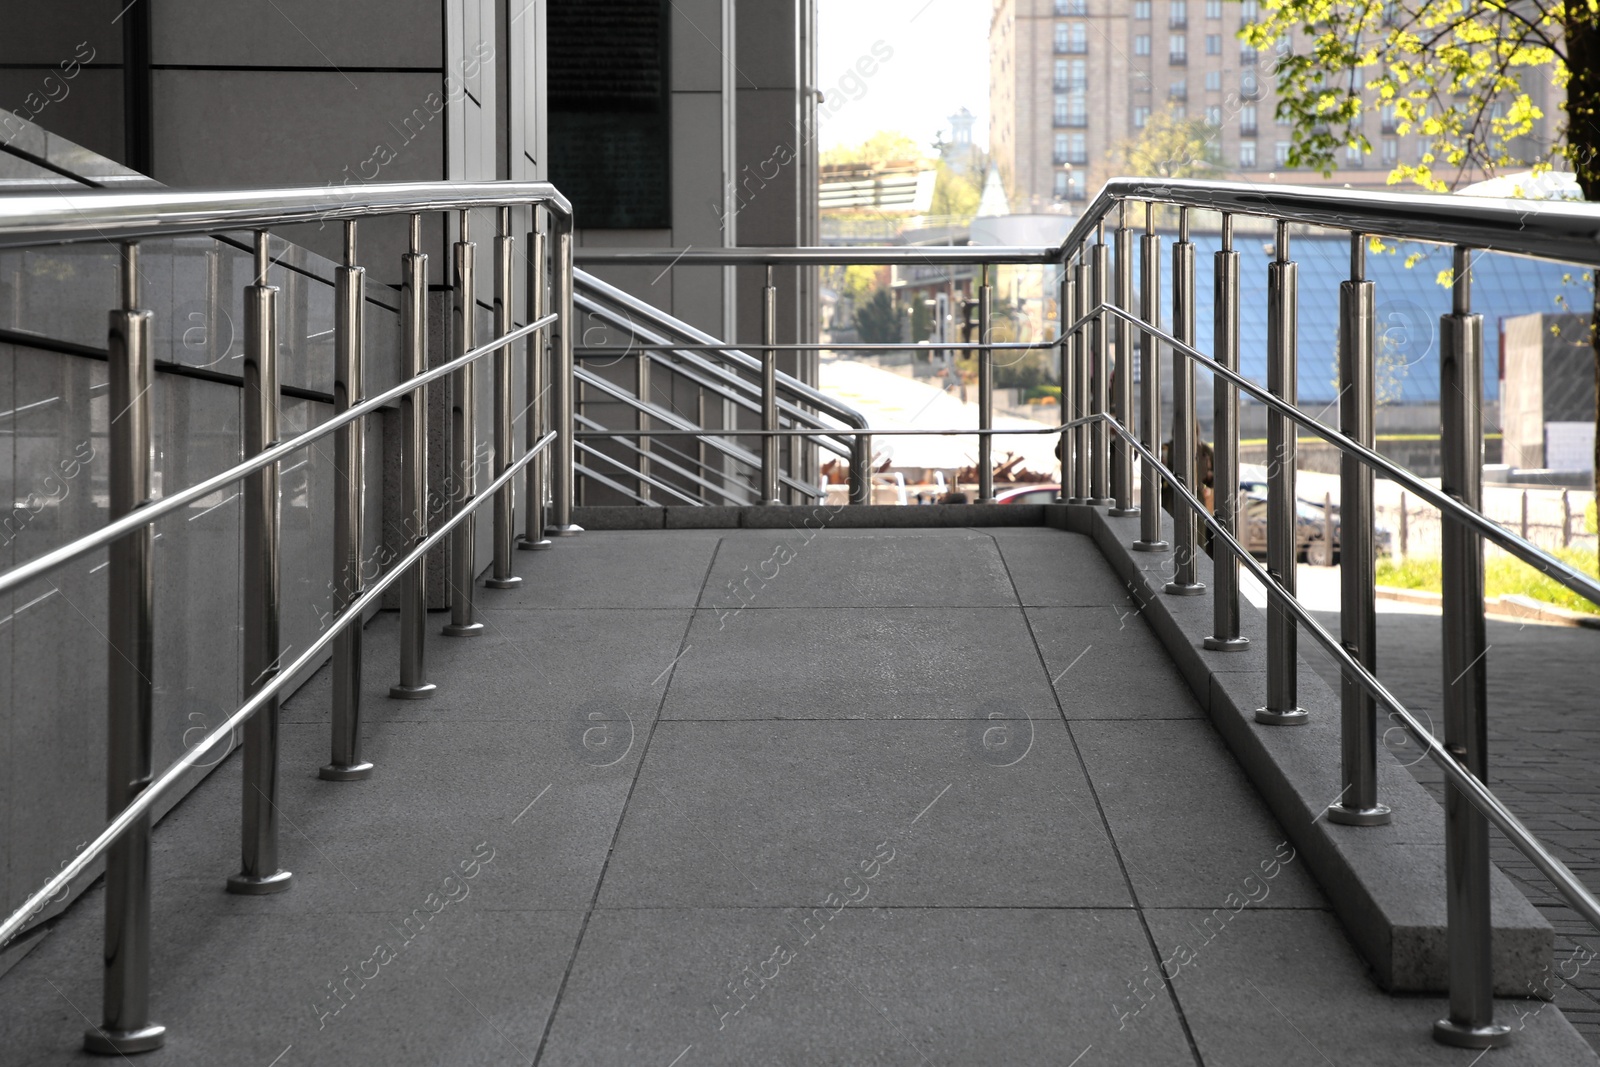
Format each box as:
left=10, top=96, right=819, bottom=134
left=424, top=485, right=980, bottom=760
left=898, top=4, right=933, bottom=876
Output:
left=984, top=526, right=1144, bottom=607
left=661, top=607, right=1057, bottom=720
left=596, top=719, right=1131, bottom=909
left=481, top=529, right=722, bottom=609
left=698, top=528, right=1017, bottom=609
left=1072, top=719, right=1327, bottom=910
left=539, top=907, right=1197, bottom=1067
left=1026, top=605, right=1202, bottom=720
left=284, top=608, right=693, bottom=726
left=1144, top=908, right=1600, bottom=1066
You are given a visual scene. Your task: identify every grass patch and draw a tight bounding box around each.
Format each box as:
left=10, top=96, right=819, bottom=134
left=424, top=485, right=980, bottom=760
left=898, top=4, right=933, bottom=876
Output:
left=1377, top=548, right=1600, bottom=616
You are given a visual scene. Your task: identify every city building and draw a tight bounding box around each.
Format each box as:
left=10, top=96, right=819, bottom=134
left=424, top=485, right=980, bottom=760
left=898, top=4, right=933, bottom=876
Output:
left=989, top=0, right=1559, bottom=211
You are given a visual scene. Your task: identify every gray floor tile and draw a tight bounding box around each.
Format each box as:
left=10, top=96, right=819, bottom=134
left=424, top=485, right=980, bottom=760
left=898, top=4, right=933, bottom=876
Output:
left=661, top=607, right=1057, bottom=720
left=1073, top=719, right=1327, bottom=909
left=985, top=527, right=1141, bottom=606
left=698, top=529, right=1018, bottom=609
left=0, top=899, right=582, bottom=1067
left=1027, top=605, right=1202, bottom=719
left=539, top=907, right=1197, bottom=1067
left=1144, top=908, right=1600, bottom=1065
left=285, top=608, right=692, bottom=725
left=481, top=530, right=722, bottom=609
left=155, top=723, right=636, bottom=914
left=596, top=719, right=1131, bottom=908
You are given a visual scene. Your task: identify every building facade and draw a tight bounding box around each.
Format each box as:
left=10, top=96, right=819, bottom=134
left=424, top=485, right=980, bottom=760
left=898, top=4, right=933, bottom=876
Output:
left=990, top=0, right=1558, bottom=211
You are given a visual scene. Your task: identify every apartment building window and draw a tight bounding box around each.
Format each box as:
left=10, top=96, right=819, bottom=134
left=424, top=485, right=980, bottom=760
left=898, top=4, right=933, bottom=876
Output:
left=1055, top=0, right=1088, bottom=13
left=1239, top=43, right=1257, bottom=65
left=1206, top=33, right=1221, bottom=55
left=1239, top=140, right=1257, bottom=167
left=1069, top=94, right=1088, bottom=125
left=1240, top=68, right=1259, bottom=98
left=1135, top=0, right=1151, bottom=18
left=1204, top=104, right=1222, bottom=126
left=1054, top=94, right=1071, bottom=126
left=1055, top=133, right=1071, bottom=164
left=1241, top=0, right=1259, bottom=20
left=1067, top=171, right=1087, bottom=199
left=1169, top=34, right=1187, bottom=65
left=1380, top=104, right=1398, bottom=134
left=1055, top=23, right=1070, bottom=53
left=1170, top=80, right=1188, bottom=102
left=1134, top=106, right=1152, bottom=128
left=1206, top=0, right=1222, bottom=16
left=1055, top=171, right=1070, bottom=199
left=1345, top=143, right=1364, bottom=166
left=1275, top=36, right=1291, bottom=58
left=1055, top=59, right=1071, bottom=90
left=1069, top=59, right=1087, bottom=91
left=1134, top=34, right=1151, bottom=56
left=1069, top=132, right=1087, bottom=164
left=1417, top=138, right=1431, bottom=161
left=1274, top=140, right=1291, bottom=166
left=1170, top=0, right=1188, bottom=29
left=1382, top=138, right=1398, bottom=164
left=1240, top=103, right=1258, bottom=135
left=1205, top=70, right=1222, bottom=91
left=1171, top=103, right=1187, bottom=119
left=1071, top=23, right=1088, bottom=52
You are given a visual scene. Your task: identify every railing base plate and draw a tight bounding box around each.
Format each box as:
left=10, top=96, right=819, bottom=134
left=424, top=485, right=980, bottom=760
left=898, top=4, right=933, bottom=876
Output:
left=442, top=622, right=485, bottom=637
left=389, top=683, right=437, bottom=700
left=550, top=524, right=584, bottom=537
left=1254, top=706, right=1309, bottom=726
left=1432, top=1020, right=1512, bottom=1049
left=517, top=536, right=554, bottom=551
left=1165, top=581, right=1207, bottom=596
left=226, top=869, right=293, bottom=895
left=1131, top=539, right=1169, bottom=552
left=1203, top=635, right=1251, bottom=652
left=84, top=1023, right=165, bottom=1055
left=319, top=761, right=375, bottom=782
left=1108, top=506, right=1140, bottom=517
left=1327, top=803, right=1393, bottom=827
left=485, top=576, right=523, bottom=588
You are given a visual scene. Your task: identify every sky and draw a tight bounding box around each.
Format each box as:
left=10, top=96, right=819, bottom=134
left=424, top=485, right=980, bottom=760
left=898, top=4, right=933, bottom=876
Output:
left=815, top=0, right=991, bottom=157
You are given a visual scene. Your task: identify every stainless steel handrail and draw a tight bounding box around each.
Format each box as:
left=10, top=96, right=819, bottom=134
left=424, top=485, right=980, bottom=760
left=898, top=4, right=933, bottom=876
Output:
left=0, top=180, right=572, bottom=247
left=0, top=432, right=556, bottom=954
left=575, top=245, right=1059, bottom=265
left=0, top=313, right=556, bottom=597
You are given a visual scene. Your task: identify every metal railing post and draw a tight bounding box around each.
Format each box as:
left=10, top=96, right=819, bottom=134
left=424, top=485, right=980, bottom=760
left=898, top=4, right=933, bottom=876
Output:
left=1089, top=228, right=1112, bottom=505
left=85, top=241, right=165, bottom=1054
left=1256, top=221, right=1307, bottom=724
left=1133, top=204, right=1168, bottom=550
left=761, top=265, right=781, bottom=504
left=978, top=265, right=995, bottom=503
left=1111, top=202, right=1137, bottom=515
left=486, top=208, right=523, bottom=588
left=549, top=219, right=583, bottom=534
left=849, top=433, right=871, bottom=504
left=444, top=211, right=485, bottom=636
left=1057, top=259, right=1074, bottom=501
left=1205, top=214, right=1248, bottom=651
left=1329, top=234, right=1391, bottom=825
left=229, top=231, right=293, bottom=894
left=1166, top=207, right=1204, bottom=594
left=321, top=221, right=373, bottom=781
left=1433, top=247, right=1509, bottom=1049
left=390, top=215, right=436, bottom=699
left=1072, top=257, right=1091, bottom=502
left=518, top=226, right=553, bottom=551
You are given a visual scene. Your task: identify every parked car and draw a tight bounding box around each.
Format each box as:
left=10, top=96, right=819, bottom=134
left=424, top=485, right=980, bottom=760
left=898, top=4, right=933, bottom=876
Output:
left=994, top=484, right=1063, bottom=505
left=1239, top=489, right=1392, bottom=562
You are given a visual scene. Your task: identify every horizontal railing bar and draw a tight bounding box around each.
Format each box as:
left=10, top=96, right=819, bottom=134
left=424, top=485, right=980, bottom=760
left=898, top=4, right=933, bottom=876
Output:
left=574, top=271, right=871, bottom=431
left=1107, top=410, right=1600, bottom=934
left=576, top=418, right=1097, bottom=439
left=1096, top=301, right=1600, bottom=607
left=575, top=246, right=1060, bottom=266
left=0, top=313, right=557, bottom=597
left=575, top=340, right=1060, bottom=352
left=0, top=430, right=556, bottom=951
left=1073, top=177, right=1600, bottom=268
left=573, top=414, right=750, bottom=505
left=0, top=180, right=572, bottom=249
left=572, top=458, right=662, bottom=507
left=573, top=440, right=706, bottom=506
